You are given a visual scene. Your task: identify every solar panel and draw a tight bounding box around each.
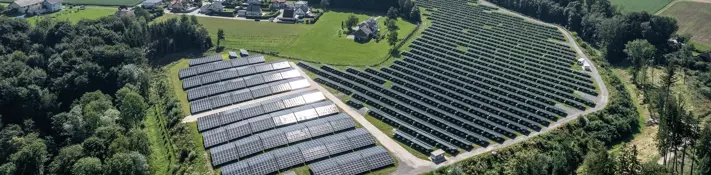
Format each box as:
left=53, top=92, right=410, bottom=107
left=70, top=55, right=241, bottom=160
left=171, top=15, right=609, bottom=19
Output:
left=214, top=61, right=232, bottom=70
left=196, top=64, right=215, bottom=74
left=244, top=75, right=266, bottom=87
left=328, top=114, right=356, bottom=131
left=226, top=79, right=247, bottom=90
left=247, top=55, right=266, bottom=64
left=179, top=68, right=197, bottom=79
left=220, top=108, right=243, bottom=124
left=272, top=61, right=291, bottom=70
left=234, top=136, right=263, bottom=158
left=254, top=64, right=274, bottom=73
left=262, top=72, right=283, bottom=83
left=248, top=115, right=277, bottom=133
left=246, top=154, right=279, bottom=175
left=288, top=79, right=310, bottom=90
left=202, top=128, right=227, bottom=148
left=182, top=77, right=202, bottom=89
left=297, top=140, right=330, bottom=162
left=231, top=89, right=253, bottom=104
left=344, top=129, right=375, bottom=149
left=229, top=58, right=249, bottom=67
left=250, top=86, right=273, bottom=98
left=320, top=135, right=352, bottom=154
left=335, top=152, right=369, bottom=175
left=261, top=100, right=285, bottom=113
left=211, top=94, right=234, bottom=108
left=302, top=92, right=326, bottom=103
left=304, top=119, right=334, bottom=137
left=271, top=83, right=291, bottom=94
left=293, top=107, right=319, bottom=121
left=225, top=121, right=252, bottom=141
left=281, top=69, right=301, bottom=79
left=221, top=70, right=240, bottom=80
left=259, top=129, right=288, bottom=150
left=207, top=82, right=227, bottom=95
left=282, top=124, right=312, bottom=143
left=187, top=87, right=208, bottom=101
left=309, top=159, right=342, bottom=175
left=272, top=112, right=297, bottom=126
left=360, top=146, right=395, bottom=170
left=241, top=104, right=265, bottom=119
left=221, top=161, right=251, bottom=175
left=190, top=98, right=212, bottom=114
left=237, top=67, right=257, bottom=76
left=282, top=95, right=306, bottom=108
left=203, top=73, right=222, bottom=84
left=210, top=142, right=238, bottom=166
left=313, top=103, right=339, bottom=116
left=272, top=146, right=305, bottom=170
left=197, top=113, right=222, bottom=132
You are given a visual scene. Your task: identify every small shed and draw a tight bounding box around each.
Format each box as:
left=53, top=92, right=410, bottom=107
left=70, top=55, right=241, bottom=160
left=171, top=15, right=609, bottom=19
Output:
left=577, top=58, right=586, bottom=66
left=430, top=149, right=446, bottom=164
left=582, top=61, right=591, bottom=71
left=240, top=49, right=249, bottom=57
left=229, top=51, right=239, bottom=59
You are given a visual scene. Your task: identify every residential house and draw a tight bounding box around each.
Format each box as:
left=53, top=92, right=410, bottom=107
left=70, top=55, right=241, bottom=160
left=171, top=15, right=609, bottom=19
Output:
left=200, top=2, right=224, bottom=13
left=293, top=0, right=308, bottom=16
left=283, top=8, right=294, bottom=18
left=8, top=0, right=62, bottom=15
left=270, top=0, right=285, bottom=8
left=354, top=17, right=378, bottom=41
left=245, top=0, right=262, bottom=17
left=168, top=0, right=183, bottom=10
left=142, top=0, right=163, bottom=8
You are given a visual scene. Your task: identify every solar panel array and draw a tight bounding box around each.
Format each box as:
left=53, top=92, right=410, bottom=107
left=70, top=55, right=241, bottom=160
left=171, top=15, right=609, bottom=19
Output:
left=202, top=104, right=345, bottom=149
left=182, top=61, right=292, bottom=90
left=189, top=78, right=311, bottom=114
left=197, top=90, right=327, bottom=132
left=187, top=69, right=301, bottom=101
left=208, top=114, right=357, bottom=166
left=219, top=128, right=376, bottom=175
left=179, top=55, right=266, bottom=79
left=189, top=55, right=224, bottom=67
left=309, top=146, right=395, bottom=175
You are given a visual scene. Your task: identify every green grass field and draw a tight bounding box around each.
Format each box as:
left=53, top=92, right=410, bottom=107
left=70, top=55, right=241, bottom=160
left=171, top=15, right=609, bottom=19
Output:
left=63, top=0, right=142, bottom=6
left=610, top=0, right=672, bottom=13
left=144, top=108, right=175, bottom=175
left=26, top=7, right=115, bottom=24
left=660, top=1, right=711, bottom=46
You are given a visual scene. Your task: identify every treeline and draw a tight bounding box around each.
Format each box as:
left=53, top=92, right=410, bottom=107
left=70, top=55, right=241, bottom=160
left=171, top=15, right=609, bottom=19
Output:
left=0, top=14, right=211, bottom=174
left=488, top=0, right=678, bottom=63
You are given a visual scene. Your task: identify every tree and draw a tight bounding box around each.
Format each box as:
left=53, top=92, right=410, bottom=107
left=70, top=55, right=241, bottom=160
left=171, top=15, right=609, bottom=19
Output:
left=403, top=0, right=414, bottom=17
left=583, top=142, right=615, bottom=175
left=387, top=6, right=398, bottom=19
left=49, top=145, right=84, bottom=175
left=82, top=137, right=106, bottom=159
left=624, top=39, right=656, bottom=86
left=104, top=152, right=149, bottom=175
left=640, top=161, right=669, bottom=175
left=386, top=18, right=397, bottom=31
left=345, top=15, right=359, bottom=32
left=72, top=157, right=103, bottom=175
left=118, top=92, right=147, bottom=128
left=320, top=0, right=330, bottom=8
left=217, top=28, right=225, bottom=49
left=616, top=144, right=641, bottom=175
left=694, top=123, right=711, bottom=174
left=127, top=129, right=151, bottom=156
left=388, top=31, right=399, bottom=48
left=8, top=133, right=48, bottom=175
left=410, top=6, right=421, bottom=22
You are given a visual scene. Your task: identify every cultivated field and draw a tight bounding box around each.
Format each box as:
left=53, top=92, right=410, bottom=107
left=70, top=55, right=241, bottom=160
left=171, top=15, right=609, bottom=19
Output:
left=26, top=6, right=115, bottom=24
left=660, top=1, right=711, bottom=45
left=610, top=0, right=673, bottom=13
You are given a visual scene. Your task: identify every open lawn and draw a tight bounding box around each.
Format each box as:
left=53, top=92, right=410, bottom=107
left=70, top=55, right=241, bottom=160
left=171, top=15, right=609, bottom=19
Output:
left=610, top=0, right=672, bottom=13
left=63, top=0, right=142, bottom=6
left=660, top=1, right=711, bottom=45
left=26, top=7, right=115, bottom=24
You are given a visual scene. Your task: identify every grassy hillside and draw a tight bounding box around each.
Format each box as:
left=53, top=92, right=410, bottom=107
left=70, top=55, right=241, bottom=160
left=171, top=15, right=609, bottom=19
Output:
left=610, top=0, right=672, bottom=13
left=660, top=1, right=711, bottom=46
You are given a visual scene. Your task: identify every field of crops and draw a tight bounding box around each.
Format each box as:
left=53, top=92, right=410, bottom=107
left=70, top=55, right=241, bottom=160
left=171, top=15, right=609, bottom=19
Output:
left=300, top=0, right=599, bottom=156
left=660, top=1, right=711, bottom=46
left=26, top=6, right=115, bottom=24
left=610, top=0, right=672, bottom=13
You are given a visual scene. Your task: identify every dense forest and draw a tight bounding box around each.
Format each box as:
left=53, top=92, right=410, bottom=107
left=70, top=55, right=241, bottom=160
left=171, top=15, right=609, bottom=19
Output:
left=0, top=13, right=211, bottom=174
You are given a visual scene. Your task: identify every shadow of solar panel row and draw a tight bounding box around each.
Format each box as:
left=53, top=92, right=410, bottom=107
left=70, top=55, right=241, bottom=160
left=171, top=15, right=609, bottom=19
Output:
left=179, top=55, right=266, bottom=79
left=208, top=114, right=357, bottom=166
left=189, top=55, right=224, bottom=67
left=187, top=68, right=301, bottom=101
left=182, top=61, right=292, bottom=90
left=346, top=99, right=364, bottom=109
left=197, top=90, right=328, bottom=132
left=201, top=102, right=342, bottom=148
left=219, top=128, right=376, bottom=175
left=309, top=146, right=394, bottom=175
left=345, top=68, right=386, bottom=85
left=393, top=129, right=434, bottom=154
left=189, top=78, right=311, bottom=114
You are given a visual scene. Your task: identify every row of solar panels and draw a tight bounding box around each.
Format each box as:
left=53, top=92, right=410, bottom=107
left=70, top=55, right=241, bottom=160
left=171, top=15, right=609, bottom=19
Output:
left=201, top=102, right=343, bottom=148
left=309, top=146, right=395, bottom=175
left=189, top=55, right=223, bottom=67
left=220, top=128, right=376, bottom=175
left=209, top=114, right=357, bottom=166
left=187, top=68, right=301, bottom=101
left=189, top=78, right=310, bottom=114
left=197, top=90, right=327, bottom=132
left=179, top=55, right=266, bottom=79
left=182, top=61, right=292, bottom=90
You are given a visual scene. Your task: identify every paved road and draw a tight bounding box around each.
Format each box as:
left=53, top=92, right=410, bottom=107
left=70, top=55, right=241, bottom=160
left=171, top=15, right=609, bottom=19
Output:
left=165, top=6, right=282, bottom=23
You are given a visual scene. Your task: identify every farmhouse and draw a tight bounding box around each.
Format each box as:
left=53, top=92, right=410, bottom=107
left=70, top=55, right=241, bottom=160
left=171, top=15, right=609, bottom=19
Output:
left=245, top=0, right=262, bottom=17
left=200, top=2, right=224, bottom=13
left=270, top=0, right=285, bottom=8
left=142, top=0, right=163, bottom=8
left=293, top=0, right=308, bottom=16
left=354, top=18, right=378, bottom=41
left=8, top=0, right=62, bottom=15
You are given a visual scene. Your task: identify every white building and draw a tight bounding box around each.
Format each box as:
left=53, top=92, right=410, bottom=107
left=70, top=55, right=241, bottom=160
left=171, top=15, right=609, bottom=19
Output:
left=9, top=0, right=62, bottom=15
left=142, top=0, right=163, bottom=8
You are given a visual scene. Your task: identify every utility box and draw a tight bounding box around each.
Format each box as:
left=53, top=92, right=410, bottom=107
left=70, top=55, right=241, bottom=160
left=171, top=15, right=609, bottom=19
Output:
left=430, top=149, right=446, bottom=164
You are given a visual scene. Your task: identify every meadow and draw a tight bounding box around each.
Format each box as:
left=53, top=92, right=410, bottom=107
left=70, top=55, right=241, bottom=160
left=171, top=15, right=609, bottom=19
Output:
left=26, top=6, right=115, bottom=24
left=660, top=1, right=711, bottom=46
left=609, top=0, right=672, bottom=13
left=0, top=0, right=140, bottom=5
